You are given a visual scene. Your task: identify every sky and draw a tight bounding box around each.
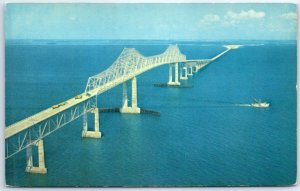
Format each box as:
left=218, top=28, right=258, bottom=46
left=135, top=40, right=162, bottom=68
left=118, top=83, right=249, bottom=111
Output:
left=5, top=3, right=298, bottom=40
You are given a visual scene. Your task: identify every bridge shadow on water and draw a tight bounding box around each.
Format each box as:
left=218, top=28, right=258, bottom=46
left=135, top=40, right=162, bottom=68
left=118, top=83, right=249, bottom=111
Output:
left=99, top=107, right=161, bottom=116
left=153, top=83, right=193, bottom=88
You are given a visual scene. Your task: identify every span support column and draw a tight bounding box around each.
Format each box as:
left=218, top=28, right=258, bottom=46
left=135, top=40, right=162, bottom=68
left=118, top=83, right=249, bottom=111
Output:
left=82, top=108, right=102, bottom=138
left=167, top=63, right=180, bottom=86
left=180, top=66, right=188, bottom=80
left=25, top=140, right=47, bottom=174
left=120, top=77, right=141, bottom=114
left=122, top=82, right=128, bottom=108
left=193, top=66, right=197, bottom=73
left=168, top=63, right=173, bottom=84
left=131, top=77, right=139, bottom=109
left=195, top=65, right=199, bottom=72
left=187, top=66, right=193, bottom=76
left=174, top=63, right=179, bottom=84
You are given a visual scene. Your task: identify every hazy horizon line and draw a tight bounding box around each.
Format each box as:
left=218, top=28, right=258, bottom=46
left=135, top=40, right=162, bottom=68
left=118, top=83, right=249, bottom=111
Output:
left=5, top=38, right=297, bottom=41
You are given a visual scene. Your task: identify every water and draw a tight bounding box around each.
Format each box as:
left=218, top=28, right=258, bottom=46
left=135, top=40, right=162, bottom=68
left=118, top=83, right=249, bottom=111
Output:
left=5, top=40, right=297, bottom=186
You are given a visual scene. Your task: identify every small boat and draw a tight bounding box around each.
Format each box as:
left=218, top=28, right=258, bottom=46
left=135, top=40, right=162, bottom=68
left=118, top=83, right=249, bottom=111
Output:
left=251, top=99, right=270, bottom=108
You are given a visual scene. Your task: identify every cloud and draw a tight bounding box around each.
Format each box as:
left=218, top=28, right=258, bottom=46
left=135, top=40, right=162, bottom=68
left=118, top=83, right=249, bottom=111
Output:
left=221, top=9, right=265, bottom=27
left=198, top=14, right=220, bottom=27
left=198, top=10, right=266, bottom=28
left=225, top=9, right=265, bottom=20
left=280, top=12, right=297, bottom=20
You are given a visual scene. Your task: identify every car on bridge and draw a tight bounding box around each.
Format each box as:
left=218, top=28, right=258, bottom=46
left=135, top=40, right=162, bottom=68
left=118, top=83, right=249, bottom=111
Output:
left=52, top=104, right=60, bottom=109
left=58, top=102, right=67, bottom=106
left=75, top=95, right=82, bottom=99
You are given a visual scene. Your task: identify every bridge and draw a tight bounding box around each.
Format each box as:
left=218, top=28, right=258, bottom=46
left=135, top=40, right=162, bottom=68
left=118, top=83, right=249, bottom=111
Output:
left=5, top=44, right=239, bottom=174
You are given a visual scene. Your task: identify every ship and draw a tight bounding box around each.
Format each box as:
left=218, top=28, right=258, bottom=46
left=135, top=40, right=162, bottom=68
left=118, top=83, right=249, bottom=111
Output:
left=251, top=99, right=270, bottom=108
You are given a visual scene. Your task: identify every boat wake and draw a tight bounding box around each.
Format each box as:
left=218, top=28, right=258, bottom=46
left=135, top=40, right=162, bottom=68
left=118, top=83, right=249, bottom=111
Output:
left=179, top=99, right=270, bottom=108
left=236, top=104, right=252, bottom=107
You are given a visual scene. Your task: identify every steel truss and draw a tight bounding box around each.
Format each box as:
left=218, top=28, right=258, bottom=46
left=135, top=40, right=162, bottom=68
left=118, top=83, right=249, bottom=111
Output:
left=85, top=45, right=187, bottom=92
left=5, top=97, right=97, bottom=159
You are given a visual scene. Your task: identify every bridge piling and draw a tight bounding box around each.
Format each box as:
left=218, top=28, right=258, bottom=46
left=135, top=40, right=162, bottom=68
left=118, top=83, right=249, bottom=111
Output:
left=82, top=108, right=102, bottom=138
left=193, top=66, right=197, bottom=73
left=168, top=63, right=173, bottom=83
left=120, top=77, right=141, bottom=114
left=25, top=140, right=47, bottom=174
left=122, top=82, right=128, bottom=108
left=187, top=66, right=193, bottom=76
left=196, top=65, right=201, bottom=72
left=168, top=63, right=180, bottom=86
left=180, top=66, right=188, bottom=80
left=131, top=77, right=139, bottom=109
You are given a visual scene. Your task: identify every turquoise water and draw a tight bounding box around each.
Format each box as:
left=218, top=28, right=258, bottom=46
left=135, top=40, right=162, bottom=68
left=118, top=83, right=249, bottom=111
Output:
left=5, top=40, right=297, bottom=186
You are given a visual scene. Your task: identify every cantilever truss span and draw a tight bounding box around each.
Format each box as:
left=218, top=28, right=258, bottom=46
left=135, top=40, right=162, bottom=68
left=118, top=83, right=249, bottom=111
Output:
left=85, top=45, right=186, bottom=92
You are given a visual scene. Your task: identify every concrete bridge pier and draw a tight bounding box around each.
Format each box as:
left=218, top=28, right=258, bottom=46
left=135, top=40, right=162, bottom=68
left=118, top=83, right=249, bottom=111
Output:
left=168, top=63, right=180, bottom=86
left=187, top=66, right=193, bottom=76
left=25, top=139, right=47, bottom=174
left=121, top=82, right=128, bottom=109
left=194, top=65, right=200, bottom=72
left=180, top=66, right=188, bottom=80
left=120, top=77, right=141, bottom=114
left=194, top=65, right=198, bottom=72
left=82, top=108, right=102, bottom=138
left=193, top=66, right=197, bottom=73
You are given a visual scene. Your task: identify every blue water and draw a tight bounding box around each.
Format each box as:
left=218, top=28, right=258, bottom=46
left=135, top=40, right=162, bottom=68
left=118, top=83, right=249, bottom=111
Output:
left=5, top=40, right=297, bottom=186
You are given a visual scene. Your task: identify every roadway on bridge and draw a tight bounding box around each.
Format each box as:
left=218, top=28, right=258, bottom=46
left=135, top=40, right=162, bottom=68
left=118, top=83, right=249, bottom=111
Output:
left=5, top=45, right=239, bottom=139
left=5, top=91, right=94, bottom=139
left=5, top=77, right=139, bottom=139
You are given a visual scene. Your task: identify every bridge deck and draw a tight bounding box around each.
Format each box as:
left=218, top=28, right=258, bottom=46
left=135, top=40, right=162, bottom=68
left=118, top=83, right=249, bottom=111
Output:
left=5, top=62, right=194, bottom=138
left=5, top=46, right=236, bottom=140
left=5, top=90, right=97, bottom=139
left=5, top=75, right=136, bottom=139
